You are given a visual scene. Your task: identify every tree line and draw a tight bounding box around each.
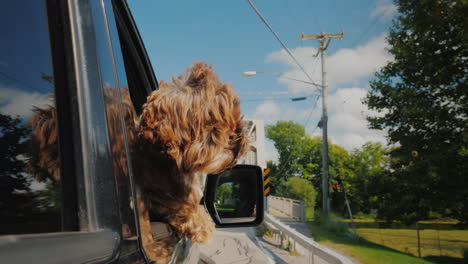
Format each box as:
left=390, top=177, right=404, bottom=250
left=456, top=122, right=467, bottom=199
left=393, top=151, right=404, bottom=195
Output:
left=266, top=0, right=467, bottom=225
left=266, top=120, right=466, bottom=224
left=266, top=121, right=389, bottom=221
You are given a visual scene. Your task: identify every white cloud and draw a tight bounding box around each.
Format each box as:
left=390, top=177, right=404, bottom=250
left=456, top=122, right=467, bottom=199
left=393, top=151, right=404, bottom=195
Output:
left=266, top=46, right=321, bottom=95
left=251, top=88, right=387, bottom=151
left=328, top=34, right=391, bottom=86
left=0, top=87, right=51, bottom=119
left=327, top=88, right=387, bottom=149
left=252, top=99, right=317, bottom=122
left=265, top=33, right=392, bottom=93
left=248, top=34, right=393, bottom=155
left=251, top=100, right=280, bottom=122
left=370, top=0, right=397, bottom=21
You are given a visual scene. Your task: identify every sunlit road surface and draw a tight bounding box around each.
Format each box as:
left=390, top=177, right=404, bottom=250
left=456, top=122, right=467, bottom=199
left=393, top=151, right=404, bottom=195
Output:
left=200, top=211, right=354, bottom=264
left=199, top=227, right=273, bottom=264
left=262, top=208, right=357, bottom=264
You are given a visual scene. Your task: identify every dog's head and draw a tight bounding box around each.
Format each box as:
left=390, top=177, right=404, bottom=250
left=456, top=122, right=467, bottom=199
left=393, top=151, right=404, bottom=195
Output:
left=27, top=105, right=60, bottom=183
left=139, top=62, right=248, bottom=175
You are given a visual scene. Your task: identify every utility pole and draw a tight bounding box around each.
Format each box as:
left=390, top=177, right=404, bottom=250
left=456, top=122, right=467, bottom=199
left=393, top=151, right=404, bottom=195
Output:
left=301, top=32, right=344, bottom=220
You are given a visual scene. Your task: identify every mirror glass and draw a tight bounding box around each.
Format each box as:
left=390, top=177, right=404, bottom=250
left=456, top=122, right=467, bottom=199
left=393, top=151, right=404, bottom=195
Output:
left=213, top=167, right=258, bottom=224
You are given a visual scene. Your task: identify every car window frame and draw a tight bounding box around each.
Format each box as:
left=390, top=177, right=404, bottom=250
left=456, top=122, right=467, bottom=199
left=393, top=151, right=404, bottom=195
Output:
left=111, top=0, right=159, bottom=112
left=0, top=0, right=131, bottom=263
left=109, top=1, right=200, bottom=262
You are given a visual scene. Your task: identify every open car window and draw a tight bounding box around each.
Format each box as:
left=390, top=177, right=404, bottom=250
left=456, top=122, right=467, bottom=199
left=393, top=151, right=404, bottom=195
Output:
left=111, top=0, right=159, bottom=113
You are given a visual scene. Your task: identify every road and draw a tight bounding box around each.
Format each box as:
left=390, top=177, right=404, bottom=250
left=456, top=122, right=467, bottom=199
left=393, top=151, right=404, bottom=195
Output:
left=199, top=227, right=274, bottom=264
left=200, top=207, right=356, bottom=264
left=258, top=234, right=329, bottom=264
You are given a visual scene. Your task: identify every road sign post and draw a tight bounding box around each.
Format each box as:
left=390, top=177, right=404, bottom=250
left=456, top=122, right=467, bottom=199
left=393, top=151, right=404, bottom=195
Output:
left=263, top=168, right=270, bottom=213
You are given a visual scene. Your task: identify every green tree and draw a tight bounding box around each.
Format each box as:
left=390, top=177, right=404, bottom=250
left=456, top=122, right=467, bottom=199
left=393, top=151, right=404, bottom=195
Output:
left=364, top=0, right=468, bottom=223
left=265, top=121, right=308, bottom=180
left=0, top=113, right=34, bottom=219
left=266, top=160, right=287, bottom=196
left=215, top=183, right=232, bottom=204
left=266, top=121, right=355, bottom=211
left=265, top=121, right=314, bottom=198
left=348, top=142, right=389, bottom=214
left=283, top=177, right=317, bottom=209
left=300, top=137, right=354, bottom=212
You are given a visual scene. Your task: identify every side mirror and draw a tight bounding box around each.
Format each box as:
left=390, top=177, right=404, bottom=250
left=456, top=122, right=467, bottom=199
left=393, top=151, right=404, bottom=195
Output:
left=204, top=165, right=264, bottom=227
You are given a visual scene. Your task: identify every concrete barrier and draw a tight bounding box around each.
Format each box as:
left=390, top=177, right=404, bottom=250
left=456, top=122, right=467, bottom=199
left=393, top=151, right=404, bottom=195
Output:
left=268, top=196, right=306, bottom=221
left=264, top=213, right=354, bottom=264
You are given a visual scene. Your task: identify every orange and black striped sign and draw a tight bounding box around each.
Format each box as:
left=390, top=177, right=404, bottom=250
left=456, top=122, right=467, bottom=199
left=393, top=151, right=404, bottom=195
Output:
left=263, top=168, right=271, bottom=196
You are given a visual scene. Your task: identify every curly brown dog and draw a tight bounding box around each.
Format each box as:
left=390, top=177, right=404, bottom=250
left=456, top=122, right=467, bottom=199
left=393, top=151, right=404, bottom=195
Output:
left=27, top=62, right=248, bottom=263
left=135, top=62, right=248, bottom=262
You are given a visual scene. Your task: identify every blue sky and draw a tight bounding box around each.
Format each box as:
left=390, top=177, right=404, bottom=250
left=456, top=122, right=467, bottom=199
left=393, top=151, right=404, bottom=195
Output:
left=0, top=1, right=54, bottom=119
left=0, top=0, right=398, bottom=161
left=128, top=0, right=397, bottom=161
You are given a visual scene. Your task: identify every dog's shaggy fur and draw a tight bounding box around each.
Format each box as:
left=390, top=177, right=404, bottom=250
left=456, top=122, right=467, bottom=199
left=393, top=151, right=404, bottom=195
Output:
left=27, top=105, right=60, bottom=184
left=27, top=62, right=248, bottom=263
left=136, top=62, right=248, bottom=262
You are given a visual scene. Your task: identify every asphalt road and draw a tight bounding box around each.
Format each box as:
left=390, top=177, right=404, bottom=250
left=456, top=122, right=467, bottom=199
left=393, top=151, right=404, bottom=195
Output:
left=199, top=227, right=273, bottom=264
left=200, top=209, right=356, bottom=264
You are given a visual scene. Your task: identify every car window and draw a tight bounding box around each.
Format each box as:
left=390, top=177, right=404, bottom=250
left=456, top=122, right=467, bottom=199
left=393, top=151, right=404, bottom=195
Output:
left=96, top=0, right=144, bottom=241
left=109, top=1, right=195, bottom=260
left=0, top=1, right=63, bottom=235
left=112, top=0, right=158, bottom=113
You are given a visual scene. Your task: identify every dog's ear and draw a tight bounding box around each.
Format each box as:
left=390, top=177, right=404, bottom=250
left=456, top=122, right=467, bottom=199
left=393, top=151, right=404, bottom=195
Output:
left=139, top=90, right=184, bottom=164
left=186, top=62, right=219, bottom=91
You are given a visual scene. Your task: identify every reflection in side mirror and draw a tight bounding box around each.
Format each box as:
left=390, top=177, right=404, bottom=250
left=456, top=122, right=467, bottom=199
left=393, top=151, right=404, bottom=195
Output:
left=204, top=165, right=264, bottom=227
left=215, top=180, right=256, bottom=222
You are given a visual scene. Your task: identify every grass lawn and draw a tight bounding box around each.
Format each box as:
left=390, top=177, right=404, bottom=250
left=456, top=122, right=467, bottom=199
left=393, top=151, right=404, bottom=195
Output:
left=308, top=222, right=468, bottom=264
left=305, top=209, right=467, bottom=264
left=355, top=227, right=468, bottom=260
left=308, top=222, right=438, bottom=264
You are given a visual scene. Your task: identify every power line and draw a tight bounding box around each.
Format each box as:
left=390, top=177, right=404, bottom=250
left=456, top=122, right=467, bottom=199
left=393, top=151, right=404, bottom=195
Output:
left=0, top=71, right=51, bottom=94
left=307, top=55, right=321, bottom=77
left=246, top=0, right=321, bottom=91
left=273, top=94, right=321, bottom=178
left=350, top=17, right=380, bottom=48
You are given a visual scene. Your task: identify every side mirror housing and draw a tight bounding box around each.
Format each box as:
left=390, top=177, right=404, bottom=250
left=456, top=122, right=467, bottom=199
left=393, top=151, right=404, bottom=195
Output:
left=204, top=165, right=264, bottom=227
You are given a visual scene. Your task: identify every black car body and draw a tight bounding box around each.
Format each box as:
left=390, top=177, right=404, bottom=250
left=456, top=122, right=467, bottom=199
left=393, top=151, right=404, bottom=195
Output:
left=0, top=0, right=264, bottom=263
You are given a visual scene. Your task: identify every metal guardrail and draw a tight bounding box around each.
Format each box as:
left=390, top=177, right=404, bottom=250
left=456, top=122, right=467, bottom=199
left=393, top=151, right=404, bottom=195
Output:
left=264, top=213, right=354, bottom=264
left=268, top=196, right=306, bottom=221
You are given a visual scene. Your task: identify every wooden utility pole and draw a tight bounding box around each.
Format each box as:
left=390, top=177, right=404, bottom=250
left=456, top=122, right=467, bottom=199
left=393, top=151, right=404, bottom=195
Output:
left=301, top=32, right=344, bottom=220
